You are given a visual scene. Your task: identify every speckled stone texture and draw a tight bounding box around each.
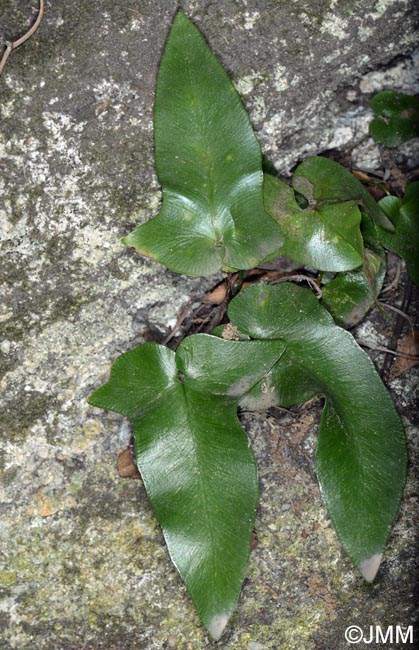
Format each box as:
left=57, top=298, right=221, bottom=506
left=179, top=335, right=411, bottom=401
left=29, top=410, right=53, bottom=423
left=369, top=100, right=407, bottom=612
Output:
left=1, top=1, right=418, bottom=648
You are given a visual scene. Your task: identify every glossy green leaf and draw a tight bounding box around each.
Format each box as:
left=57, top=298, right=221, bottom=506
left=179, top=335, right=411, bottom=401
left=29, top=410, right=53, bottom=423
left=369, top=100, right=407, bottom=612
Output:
left=88, top=335, right=285, bottom=639
left=264, top=173, right=364, bottom=271
left=89, top=285, right=406, bottom=631
left=321, top=213, right=386, bottom=327
left=320, top=248, right=385, bottom=327
left=292, top=156, right=394, bottom=231
left=377, top=182, right=419, bottom=286
left=122, top=12, right=282, bottom=275
left=227, top=283, right=407, bottom=580
left=369, top=91, right=419, bottom=147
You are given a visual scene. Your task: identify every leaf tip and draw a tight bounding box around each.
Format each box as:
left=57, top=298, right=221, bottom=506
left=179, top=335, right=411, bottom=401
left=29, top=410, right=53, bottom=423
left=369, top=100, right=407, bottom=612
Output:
left=207, top=613, right=230, bottom=641
left=122, top=228, right=145, bottom=250
left=377, top=213, right=396, bottom=233
left=86, top=388, right=103, bottom=409
left=121, top=232, right=154, bottom=259
left=174, top=9, right=188, bottom=21
left=359, top=552, right=383, bottom=582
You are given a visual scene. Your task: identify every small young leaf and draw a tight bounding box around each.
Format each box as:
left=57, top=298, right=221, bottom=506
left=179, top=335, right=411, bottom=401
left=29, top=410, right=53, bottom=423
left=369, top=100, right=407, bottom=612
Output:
left=88, top=336, right=285, bottom=639
left=292, top=156, right=394, bottom=231
left=264, top=173, right=364, bottom=272
left=123, top=12, right=282, bottom=275
left=321, top=213, right=386, bottom=327
left=369, top=91, right=419, bottom=147
left=376, top=182, right=419, bottom=286
left=228, top=283, right=407, bottom=580
left=320, top=247, right=385, bottom=327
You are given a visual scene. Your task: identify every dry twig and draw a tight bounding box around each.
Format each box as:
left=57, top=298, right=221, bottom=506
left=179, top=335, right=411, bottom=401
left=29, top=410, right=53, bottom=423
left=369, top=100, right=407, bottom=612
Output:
left=360, top=340, right=419, bottom=361
left=381, top=259, right=402, bottom=294
left=378, top=301, right=415, bottom=334
left=0, top=0, right=45, bottom=76
left=380, top=281, right=414, bottom=381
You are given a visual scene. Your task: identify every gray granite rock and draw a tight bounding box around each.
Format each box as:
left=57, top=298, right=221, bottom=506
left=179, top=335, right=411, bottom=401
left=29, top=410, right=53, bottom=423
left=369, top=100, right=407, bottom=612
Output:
left=1, top=1, right=418, bottom=648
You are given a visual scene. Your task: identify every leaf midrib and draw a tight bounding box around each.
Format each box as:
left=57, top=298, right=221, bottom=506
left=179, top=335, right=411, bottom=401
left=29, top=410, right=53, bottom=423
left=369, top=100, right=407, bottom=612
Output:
left=178, top=379, right=221, bottom=603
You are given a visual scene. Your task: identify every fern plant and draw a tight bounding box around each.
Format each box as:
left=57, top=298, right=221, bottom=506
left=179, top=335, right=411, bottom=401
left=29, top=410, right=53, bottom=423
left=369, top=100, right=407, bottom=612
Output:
left=88, top=12, right=408, bottom=641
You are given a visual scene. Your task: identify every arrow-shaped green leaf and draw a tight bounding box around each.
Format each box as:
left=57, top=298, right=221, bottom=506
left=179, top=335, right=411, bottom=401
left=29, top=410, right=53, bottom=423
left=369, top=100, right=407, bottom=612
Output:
left=264, top=173, right=364, bottom=271
left=227, top=283, right=407, bottom=580
left=377, top=182, right=419, bottom=286
left=88, top=336, right=285, bottom=639
left=369, top=91, right=419, bottom=147
left=89, top=285, right=406, bottom=633
left=123, top=12, right=282, bottom=275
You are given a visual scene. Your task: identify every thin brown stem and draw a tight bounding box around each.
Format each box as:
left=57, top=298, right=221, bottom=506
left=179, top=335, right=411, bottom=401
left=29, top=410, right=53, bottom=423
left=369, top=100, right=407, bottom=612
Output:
left=380, top=259, right=402, bottom=294
left=378, top=301, right=415, bottom=334
left=360, top=341, right=419, bottom=361
left=0, top=0, right=45, bottom=76
left=0, top=43, right=13, bottom=76
left=380, top=280, right=413, bottom=381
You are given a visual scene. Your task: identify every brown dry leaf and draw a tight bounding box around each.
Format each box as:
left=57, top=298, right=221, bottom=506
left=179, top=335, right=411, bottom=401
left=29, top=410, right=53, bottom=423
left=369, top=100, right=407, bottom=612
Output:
left=391, top=330, right=419, bottom=377
left=301, top=521, right=319, bottom=539
left=305, top=573, right=337, bottom=615
left=306, top=573, right=323, bottom=596
left=246, top=268, right=265, bottom=278
left=32, top=488, right=54, bottom=517
left=264, top=270, right=287, bottom=282
left=96, top=98, right=111, bottom=114
left=204, top=269, right=286, bottom=305
left=204, top=283, right=227, bottom=304
left=117, top=448, right=140, bottom=479
left=352, top=170, right=374, bottom=183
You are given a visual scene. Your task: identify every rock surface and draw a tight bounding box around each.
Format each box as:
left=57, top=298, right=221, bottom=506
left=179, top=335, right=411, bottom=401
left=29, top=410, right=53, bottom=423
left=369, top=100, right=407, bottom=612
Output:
left=1, top=1, right=418, bottom=648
